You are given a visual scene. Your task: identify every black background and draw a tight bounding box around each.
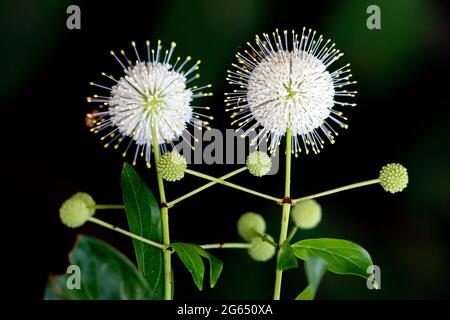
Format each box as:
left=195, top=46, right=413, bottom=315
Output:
left=2, top=0, right=450, bottom=300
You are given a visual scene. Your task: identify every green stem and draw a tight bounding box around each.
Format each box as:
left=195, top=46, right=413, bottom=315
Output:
left=293, top=179, right=381, bottom=203
left=151, top=125, right=172, bottom=300
left=274, top=127, right=293, bottom=300
left=255, top=232, right=278, bottom=247
left=87, top=217, right=165, bottom=249
left=286, top=226, right=298, bottom=243
left=94, top=204, right=125, bottom=210
left=200, top=243, right=251, bottom=250
left=184, top=169, right=281, bottom=203
left=168, top=167, right=247, bottom=207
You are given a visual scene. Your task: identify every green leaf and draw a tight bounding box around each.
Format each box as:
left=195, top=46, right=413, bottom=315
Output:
left=172, top=243, right=204, bottom=290
left=121, top=163, right=164, bottom=299
left=292, top=238, right=373, bottom=279
left=44, top=236, right=151, bottom=300
left=296, top=256, right=327, bottom=300
left=305, top=255, right=327, bottom=289
left=277, top=242, right=298, bottom=271
left=171, top=243, right=224, bottom=291
left=296, top=285, right=315, bottom=300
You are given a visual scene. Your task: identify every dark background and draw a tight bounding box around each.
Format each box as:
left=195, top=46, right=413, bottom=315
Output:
left=2, top=0, right=449, bottom=300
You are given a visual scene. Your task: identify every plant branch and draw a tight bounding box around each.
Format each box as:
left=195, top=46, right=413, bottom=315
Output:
left=293, top=179, right=381, bottom=203
left=184, top=168, right=281, bottom=203
left=200, top=242, right=251, bottom=250
left=87, top=217, right=165, bottom=250
left=152, top=125, right=172, bottom=300
left=94, top=204, right=125, bottom=210
left=274, top=127, right=293, bottom=300
left=286, top=226, right=298, bottom=244
left=167, top=167, right=247, bottom=207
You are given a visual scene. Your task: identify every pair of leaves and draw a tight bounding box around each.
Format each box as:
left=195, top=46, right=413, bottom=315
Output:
left=172, top=243, right=223, bottom=291
left=122, top=164, right=224, bottom=295
left=277, top=238, right=374, bottom=300
left=122, top=164, right=224, bottom=293
left=277, top=241, right=326, bottom=300
left=44, top=236, right=152, bottom=300
left=45, top=164, right=165, bottom=300
left=46, top=164, right=224, bottom=299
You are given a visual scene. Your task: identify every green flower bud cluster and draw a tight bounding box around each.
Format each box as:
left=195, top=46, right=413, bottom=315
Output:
left=291, top=199, right=322, bottom=230
left=158, top=151, right=187, bottom=182
left=246, top=151, right=272, bottom=177
left=379, top=163, right=408, bottom=193
left=237, top=212, right=275, bottom=262
left=59, top=192, right=96, bottom=228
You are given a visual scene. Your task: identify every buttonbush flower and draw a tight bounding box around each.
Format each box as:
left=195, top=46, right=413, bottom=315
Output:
left=226, top=28, right=356, bottom=155
left=379, top=163, right=408, bottom=193
left=248, top=235, right=276, bottom=262
left=59, top=192, right=96, bottom=228
left=158, top=151, right=187, bottom=182
left=291, top=199, right=322, bottom=229
left=237, top=212, right=266, bottom=241
left=246, top=151, right=272, bottom=177
left=87, top=40, right=213, bottom=167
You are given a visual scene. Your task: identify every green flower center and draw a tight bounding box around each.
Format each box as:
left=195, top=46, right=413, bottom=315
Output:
left=143, top=93, right=165, bottom=114
left=283, top=81, right=304, bottom=101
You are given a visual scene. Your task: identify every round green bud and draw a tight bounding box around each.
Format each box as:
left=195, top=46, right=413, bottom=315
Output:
left=59, top=192, right=96, bottom=228
left=158, top=151, right=187, bottom=182
left=248, top=235, right=276, bottom=262
left=379, top=163, right=408, bottom=193
left=246, top=151, right=272, bottom=177
left=237, top=212, right=266, bottom=241
left=74, top=192, right=96, bottom=216
left=291, top=199, right=322, bottom=229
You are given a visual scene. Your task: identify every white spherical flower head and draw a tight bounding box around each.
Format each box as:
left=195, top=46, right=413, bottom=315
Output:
left=248, top=51, right=334, bottom=138
left=226, top=28, right=356, bottom=155
left=88, top=40, right=213, bottom=167
left=109, top=63, right=193, bottom=145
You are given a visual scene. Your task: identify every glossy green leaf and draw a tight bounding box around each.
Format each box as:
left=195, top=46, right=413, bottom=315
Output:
left=292, top=238, right=373, bottom=279
left=121, top=163, right=164, bottom=299
left=44, top=236, right=151, bottom=300
left=277, top=242, right=298, bottom=271
left=172, top=243, right=223, bottom=291
left=296, top=256, right=327, bottom=300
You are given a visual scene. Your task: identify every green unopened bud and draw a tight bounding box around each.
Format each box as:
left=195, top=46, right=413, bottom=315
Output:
left=379, top=163, right=408, bottom=193
left=291, top=199, right=322, bottom=229
left=158, top=151, right=187, bottom=182
left=237, top=212, right=266, bottom=241
left=246, top=151, right=272, bottom=177
left=248, top=234, right=276, bottom=262
left=59, top=192, right=96, bottom=228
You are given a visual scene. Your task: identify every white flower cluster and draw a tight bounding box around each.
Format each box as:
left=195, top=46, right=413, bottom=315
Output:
left=226, top=28, right=356, bottom=155
left=88, top=41, right=212, bottom=167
